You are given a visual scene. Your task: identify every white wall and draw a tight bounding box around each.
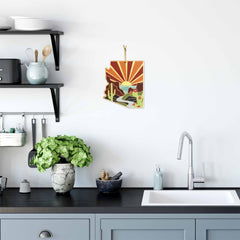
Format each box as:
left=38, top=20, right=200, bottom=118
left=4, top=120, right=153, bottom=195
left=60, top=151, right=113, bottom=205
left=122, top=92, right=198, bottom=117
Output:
left=0, top=0, right=240, bottom=188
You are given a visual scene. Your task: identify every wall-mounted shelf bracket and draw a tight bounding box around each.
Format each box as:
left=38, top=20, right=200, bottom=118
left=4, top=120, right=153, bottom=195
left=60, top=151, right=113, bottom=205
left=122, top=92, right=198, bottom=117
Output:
left=50, top=34, right=60, bottom=71
left=50, top=87, right=60, bottom=122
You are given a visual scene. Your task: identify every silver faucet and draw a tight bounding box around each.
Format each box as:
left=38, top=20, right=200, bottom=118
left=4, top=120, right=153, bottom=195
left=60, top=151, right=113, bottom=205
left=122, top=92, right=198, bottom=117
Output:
left=177, top=131, right=204, bottom=190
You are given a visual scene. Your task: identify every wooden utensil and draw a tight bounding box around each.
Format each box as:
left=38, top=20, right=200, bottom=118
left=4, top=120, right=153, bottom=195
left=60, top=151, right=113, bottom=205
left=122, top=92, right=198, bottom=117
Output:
left=35, top=49, right=38, bottom=62
left=42, top=45, right=51, bottom=62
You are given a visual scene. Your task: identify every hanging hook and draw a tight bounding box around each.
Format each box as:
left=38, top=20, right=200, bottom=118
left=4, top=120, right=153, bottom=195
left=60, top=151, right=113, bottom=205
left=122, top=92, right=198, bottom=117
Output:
left=42, top=113, right=46, bottom=126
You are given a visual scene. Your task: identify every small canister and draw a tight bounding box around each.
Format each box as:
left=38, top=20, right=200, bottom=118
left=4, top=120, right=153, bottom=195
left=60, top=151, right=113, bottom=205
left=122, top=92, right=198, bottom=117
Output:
left=153, top=165, right=163, bottom=190
left=19, top=179, right=31, bottom=193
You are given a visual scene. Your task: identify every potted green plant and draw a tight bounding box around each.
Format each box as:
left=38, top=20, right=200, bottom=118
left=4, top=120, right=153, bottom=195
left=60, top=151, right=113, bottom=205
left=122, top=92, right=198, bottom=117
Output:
left=31, top=135, right=93, bottom=194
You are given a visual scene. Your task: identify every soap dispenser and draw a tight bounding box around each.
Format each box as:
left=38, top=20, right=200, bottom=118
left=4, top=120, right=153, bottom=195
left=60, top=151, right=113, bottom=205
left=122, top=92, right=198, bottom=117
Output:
left=153, top=165, right=163, bottom=190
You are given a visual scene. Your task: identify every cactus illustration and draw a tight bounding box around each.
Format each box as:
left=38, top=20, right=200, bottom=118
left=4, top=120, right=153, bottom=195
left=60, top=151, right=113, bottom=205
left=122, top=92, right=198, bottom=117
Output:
left=108, top=83, right=116, bottom=102
left=130, top=89, right=144, bottom=108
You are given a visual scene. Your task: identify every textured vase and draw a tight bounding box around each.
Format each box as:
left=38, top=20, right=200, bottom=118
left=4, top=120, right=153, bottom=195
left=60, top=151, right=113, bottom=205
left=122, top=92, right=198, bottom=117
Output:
left=51, top=163, right=75, bottom=194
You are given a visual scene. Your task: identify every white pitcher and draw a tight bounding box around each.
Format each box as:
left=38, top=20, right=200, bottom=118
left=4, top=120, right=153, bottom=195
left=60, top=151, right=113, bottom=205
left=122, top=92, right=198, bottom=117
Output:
left=25, top=62, right=48, bottom=85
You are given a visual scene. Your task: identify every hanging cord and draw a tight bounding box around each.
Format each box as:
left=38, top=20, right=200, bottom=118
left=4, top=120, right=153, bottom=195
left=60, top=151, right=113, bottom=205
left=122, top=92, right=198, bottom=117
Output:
left=123, top=45, right=127, bottom=62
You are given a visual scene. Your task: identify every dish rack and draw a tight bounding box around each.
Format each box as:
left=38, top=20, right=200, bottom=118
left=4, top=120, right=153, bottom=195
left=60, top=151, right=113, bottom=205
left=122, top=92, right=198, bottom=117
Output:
left=0, top=114, right=25, bottom=147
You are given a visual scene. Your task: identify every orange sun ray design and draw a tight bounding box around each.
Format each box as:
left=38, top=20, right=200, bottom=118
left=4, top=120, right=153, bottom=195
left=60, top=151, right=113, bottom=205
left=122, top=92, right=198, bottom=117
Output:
left=128, top=61, right=144, bottom=83
left=106, top=61, right=144, bottom=84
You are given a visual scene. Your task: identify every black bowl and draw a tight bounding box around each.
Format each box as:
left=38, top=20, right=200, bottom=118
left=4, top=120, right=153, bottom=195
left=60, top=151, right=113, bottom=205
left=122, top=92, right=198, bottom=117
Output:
left=96, top=178, right=122, bottom=193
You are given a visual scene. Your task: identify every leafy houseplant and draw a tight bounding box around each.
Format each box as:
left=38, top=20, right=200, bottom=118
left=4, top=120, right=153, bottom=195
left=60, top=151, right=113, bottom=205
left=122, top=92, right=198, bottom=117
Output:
left=31, top=135, right=93, bottom=193
left=31, top=135, right=93, bottom=172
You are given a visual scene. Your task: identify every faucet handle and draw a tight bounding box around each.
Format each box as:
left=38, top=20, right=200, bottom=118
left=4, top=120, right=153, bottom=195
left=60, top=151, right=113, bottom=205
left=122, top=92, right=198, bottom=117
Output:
left=193, top=177, right=205, bottom=183
left=193, top=163, right=205, bottom=184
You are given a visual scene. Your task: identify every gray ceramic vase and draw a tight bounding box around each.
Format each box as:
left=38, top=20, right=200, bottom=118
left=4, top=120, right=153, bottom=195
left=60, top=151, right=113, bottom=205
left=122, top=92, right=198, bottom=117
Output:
left=51, top=163, right=75, bottom=194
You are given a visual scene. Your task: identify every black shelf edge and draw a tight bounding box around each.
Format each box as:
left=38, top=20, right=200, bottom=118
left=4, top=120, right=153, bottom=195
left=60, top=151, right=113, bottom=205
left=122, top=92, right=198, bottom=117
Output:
left=0, top=30, right=64, bottom=35
left=0, top=83, right=64, bottom=88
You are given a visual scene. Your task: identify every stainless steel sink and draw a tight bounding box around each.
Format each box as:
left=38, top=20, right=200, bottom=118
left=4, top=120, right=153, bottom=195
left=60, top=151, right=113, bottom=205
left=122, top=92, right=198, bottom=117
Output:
left=141, top=190, right=240, bottom=206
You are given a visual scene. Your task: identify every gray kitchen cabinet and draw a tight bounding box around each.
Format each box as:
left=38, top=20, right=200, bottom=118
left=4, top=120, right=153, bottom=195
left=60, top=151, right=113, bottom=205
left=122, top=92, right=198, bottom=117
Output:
left=2, top=213, right=240, bottom=240
left=196, top=219, right=240, bottom=240
left=98, top=215, right=195, bottom=240
left=0, top=214, right=95, bottom=240
left=97, top=214, right=240, bottom=240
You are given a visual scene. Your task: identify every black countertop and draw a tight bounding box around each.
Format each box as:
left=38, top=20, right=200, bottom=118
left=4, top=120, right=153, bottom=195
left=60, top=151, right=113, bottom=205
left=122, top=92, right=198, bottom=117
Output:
left=1, top=188, right=240, bottom=214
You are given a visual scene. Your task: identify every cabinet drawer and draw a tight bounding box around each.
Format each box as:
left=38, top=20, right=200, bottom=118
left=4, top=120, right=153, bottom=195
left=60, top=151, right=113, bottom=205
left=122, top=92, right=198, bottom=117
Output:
left=1, top=218, right=90, bottom=240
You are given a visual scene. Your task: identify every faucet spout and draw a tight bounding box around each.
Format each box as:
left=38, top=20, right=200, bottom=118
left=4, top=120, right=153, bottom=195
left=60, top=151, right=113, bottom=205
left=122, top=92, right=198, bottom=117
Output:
left=177, top=131, right=203, bottom=190
left=177, top=131, right=193, bottom=160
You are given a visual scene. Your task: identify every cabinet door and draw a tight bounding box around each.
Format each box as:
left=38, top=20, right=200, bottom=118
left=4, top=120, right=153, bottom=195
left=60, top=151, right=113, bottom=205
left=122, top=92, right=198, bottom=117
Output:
left=101, top=218, right=195, bottom=240
left=1, top=219, right=90, bottom=240
left=197, top=219, right=240, bottom=240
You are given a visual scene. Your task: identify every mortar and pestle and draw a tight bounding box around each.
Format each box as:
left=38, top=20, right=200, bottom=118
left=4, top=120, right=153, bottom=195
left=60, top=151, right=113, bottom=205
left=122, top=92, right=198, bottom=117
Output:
left=96, top=171, right=122, bottom=193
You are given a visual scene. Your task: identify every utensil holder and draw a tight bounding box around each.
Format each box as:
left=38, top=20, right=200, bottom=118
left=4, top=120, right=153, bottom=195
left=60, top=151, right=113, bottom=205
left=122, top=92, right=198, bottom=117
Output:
left=0, top=113, right=25, bottom=147
left=0, top=132, right=25, bottom=147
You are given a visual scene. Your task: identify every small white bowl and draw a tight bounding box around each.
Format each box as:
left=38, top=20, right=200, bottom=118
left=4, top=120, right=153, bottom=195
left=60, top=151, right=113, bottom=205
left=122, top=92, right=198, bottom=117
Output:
left=11, top=17, right=51, bottom=31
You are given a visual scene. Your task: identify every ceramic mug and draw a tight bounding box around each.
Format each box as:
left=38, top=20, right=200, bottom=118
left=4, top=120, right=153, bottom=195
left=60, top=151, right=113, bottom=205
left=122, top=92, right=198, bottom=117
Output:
left=26, top=62, right=48, bottom=84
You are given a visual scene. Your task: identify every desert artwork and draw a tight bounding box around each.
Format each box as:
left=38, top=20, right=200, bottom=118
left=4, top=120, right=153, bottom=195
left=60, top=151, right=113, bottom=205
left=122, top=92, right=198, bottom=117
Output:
left=104, top=46, right=144, bottom=108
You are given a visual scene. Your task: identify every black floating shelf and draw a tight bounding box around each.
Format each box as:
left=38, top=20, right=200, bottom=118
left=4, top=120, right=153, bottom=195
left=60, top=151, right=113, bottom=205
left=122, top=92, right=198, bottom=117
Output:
left=0, top=83, right=64, bottom=122
left=0, top=30, right=64, bottom=35
left=0, top=30, right=64, bottom=71
left=0, top=83, right=64, bottom=88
